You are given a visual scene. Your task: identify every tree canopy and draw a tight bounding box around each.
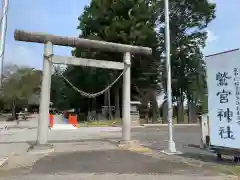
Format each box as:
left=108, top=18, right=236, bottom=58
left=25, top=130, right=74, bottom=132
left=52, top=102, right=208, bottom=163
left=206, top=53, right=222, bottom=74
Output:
left=50, top=0, right=216, bottom=122
left=0, top=65, right=42, bottom=117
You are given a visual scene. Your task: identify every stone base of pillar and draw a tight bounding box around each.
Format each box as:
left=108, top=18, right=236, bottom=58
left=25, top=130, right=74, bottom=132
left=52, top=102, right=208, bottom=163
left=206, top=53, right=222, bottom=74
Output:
left=161, top=150, right=183, bottom=155
left=118, top=140, right=151, bottom=153
left=27, top=143, right=54, bottom=154
left=118, top=140, right=138, bottom=147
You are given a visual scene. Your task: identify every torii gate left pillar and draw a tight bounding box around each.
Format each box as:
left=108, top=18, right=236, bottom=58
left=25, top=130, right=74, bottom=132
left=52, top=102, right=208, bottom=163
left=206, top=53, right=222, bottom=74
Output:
left=37, top=42, right=52, bottom=144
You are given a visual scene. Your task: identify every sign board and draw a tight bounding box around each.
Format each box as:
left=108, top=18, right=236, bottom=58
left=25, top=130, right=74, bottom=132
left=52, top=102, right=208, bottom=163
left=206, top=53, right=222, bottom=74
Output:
left=206, top=49, right=240, bottom=149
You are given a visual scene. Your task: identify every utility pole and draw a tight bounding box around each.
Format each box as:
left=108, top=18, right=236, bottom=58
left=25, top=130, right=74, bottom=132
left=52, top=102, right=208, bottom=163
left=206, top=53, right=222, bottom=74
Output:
left=163, top=0, right=177, bottom=154
left=0, top=0, right=9, bottom=88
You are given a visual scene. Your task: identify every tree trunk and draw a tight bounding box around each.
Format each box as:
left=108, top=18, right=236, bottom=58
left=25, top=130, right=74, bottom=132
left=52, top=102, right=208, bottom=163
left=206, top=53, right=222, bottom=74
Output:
left=188, top=102, right=197, bottom=123
left=91, top=98, right=97, bottom=119
left=114, top=86, right=120, bottom=119
left=104, top=91, right=108, bottom=119
left=177, top=101, right=184, bottom=124
left=107, top=81, right=112, bottom=120
left=140, top=98, right=149, bottom=124
left=87, top=99, right=91, bottom=121
left=162, top=101, right=168, bottom=123
left=12, top=100, right=17, bottom=123
left=150, top=90, right=158, bottom=123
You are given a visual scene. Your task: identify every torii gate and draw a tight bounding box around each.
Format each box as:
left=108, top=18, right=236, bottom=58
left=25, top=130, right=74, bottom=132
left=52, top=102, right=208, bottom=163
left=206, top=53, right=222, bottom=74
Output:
left=14, top=29, right=152, bottom=145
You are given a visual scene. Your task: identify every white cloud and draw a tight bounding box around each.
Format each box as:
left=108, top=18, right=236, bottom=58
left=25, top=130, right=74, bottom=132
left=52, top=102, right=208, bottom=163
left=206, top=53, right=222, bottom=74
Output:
left=206, top=29, right=219, bottom=43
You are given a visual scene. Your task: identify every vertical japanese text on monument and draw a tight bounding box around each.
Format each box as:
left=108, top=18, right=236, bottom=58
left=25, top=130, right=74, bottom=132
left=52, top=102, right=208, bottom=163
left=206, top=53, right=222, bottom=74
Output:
left=216, top=71, right=235, bottom=140
left=216, top=72, right=231, bottom=103
left=234, top=68, right=240, bottom=125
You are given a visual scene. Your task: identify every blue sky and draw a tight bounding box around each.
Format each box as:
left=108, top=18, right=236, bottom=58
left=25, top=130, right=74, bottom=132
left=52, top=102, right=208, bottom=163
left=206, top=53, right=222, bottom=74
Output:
left=1, top=0, right=240, bottom=69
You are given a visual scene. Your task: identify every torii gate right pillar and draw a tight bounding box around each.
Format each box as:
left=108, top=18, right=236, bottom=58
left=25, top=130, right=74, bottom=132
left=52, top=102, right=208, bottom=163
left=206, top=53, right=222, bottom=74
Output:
left=122, top=52, right=131, bottom=142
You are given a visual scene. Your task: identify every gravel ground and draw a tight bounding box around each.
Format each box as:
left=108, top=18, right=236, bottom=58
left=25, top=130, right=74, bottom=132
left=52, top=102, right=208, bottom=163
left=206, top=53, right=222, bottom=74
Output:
left=0, top=148, right=232, bottom=180
left=0, top=119, right=238, bottom=179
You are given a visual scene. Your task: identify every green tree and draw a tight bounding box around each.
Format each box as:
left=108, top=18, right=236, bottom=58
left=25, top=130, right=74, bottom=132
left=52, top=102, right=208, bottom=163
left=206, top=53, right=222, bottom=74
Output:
left=52, top=0, right=215, bottom=124
left=1, top=65, right=42, bottom=118
left=64, top=0, right=162, bottom=120
left=51, top=65, right=72, bottom=110
left=158, top=0, right=215, bottom=123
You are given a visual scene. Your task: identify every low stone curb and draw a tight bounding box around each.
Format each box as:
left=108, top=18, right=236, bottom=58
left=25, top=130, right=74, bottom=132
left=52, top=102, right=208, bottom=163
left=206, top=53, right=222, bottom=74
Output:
left=131, top=126, right=144, bottom=128
left=143, top=124, right=199, bottom=127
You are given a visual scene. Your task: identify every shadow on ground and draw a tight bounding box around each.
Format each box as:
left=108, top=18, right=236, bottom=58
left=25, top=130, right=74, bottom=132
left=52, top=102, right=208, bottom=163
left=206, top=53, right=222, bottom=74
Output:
left=29, top=149, right=211, bottom=175
left=143, top=141, right=235, bottom=165
left=183, top=144, right=240, bottom=166
left=138, top=141, right=240, bottom=175
left=0, top=138, right=118, bottom=145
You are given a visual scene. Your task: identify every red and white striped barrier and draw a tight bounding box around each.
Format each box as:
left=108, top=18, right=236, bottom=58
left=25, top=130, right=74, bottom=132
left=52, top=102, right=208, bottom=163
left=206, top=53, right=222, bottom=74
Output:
left=49, top=114, right=79, bottom=130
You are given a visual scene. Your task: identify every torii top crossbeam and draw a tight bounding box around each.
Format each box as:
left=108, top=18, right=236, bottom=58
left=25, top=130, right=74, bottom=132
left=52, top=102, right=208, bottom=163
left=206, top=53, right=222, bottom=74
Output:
left=14, top=29, right=152, bottom=55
